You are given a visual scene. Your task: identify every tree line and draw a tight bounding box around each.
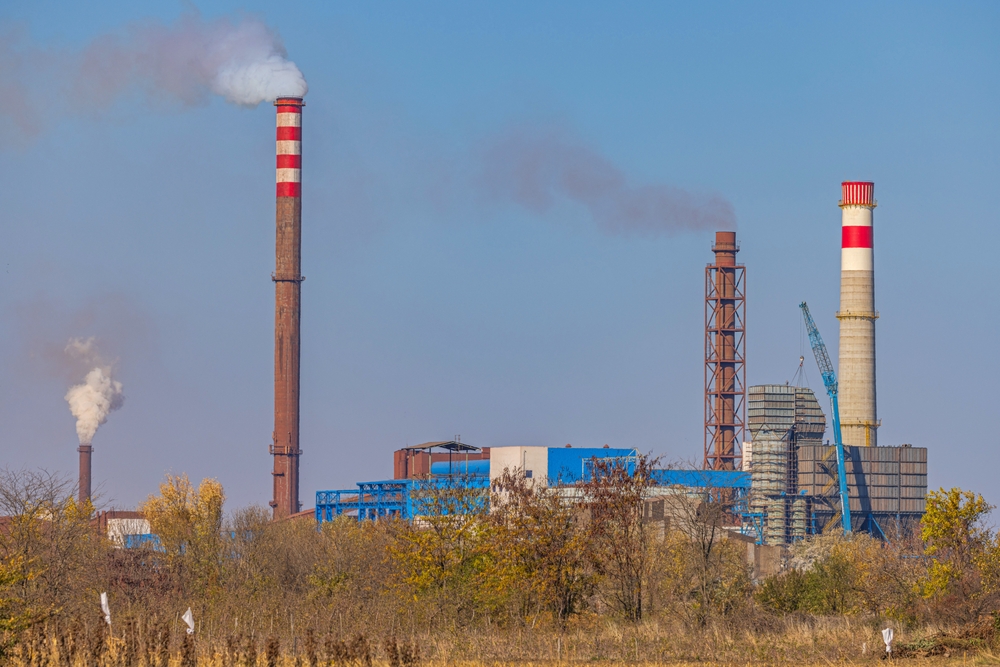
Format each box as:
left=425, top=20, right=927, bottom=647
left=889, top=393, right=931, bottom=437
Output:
left=1, top=459, right=999, bottom=664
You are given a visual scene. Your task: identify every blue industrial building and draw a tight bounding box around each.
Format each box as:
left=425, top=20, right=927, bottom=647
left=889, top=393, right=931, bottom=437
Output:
left=315, top=442, right=753, bottom=533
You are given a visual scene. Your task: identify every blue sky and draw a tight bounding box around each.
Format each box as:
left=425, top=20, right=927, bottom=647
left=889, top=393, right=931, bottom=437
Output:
left=1, top=1, right=997, bottom=510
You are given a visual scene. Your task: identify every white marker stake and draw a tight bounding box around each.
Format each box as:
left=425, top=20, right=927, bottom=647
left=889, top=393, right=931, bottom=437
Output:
left=882, top=628, right=894, bottom=655
left=182, top=608, right=195, bottom=635
left=100, top=592, right=111, bottom=626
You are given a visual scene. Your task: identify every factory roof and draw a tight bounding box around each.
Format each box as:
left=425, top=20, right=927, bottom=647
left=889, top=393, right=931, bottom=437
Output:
left=400, top=441, right=481, bottom=453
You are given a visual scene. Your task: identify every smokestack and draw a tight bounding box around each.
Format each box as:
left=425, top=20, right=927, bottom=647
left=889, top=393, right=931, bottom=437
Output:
left=64, top=340, right=124, bottom=510
left=837, top=181, right=878, bottom=447
left=271, top=96, right=304, bottom=518
left=79, top=445, right=92, bottom=505
left=704, top=231, right=746, bottom=470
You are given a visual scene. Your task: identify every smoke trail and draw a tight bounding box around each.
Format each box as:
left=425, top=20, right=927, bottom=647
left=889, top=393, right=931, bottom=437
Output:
left=0, top=13, right=307, bottom=138
left=63, top=338, right=124, bottom=445
left=479, top=125, right=735, bottom=235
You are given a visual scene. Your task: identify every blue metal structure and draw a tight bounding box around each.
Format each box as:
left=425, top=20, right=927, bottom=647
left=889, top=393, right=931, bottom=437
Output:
left=123, top=533, right=162, bottom=550
left=651, top=469, right=750, bottom=489
left=430, top=459, right=490, bottom=476
left=316, top=476, right=491, bottom=523
left=316, top=451, right=754, bottom=526
left=743, top=512, right=765, bottom=544
left=316, top=480, right=413, bottom=522
left=550, top=447, right=639, bottom=483
left=799, top=301, right=852, bottom=534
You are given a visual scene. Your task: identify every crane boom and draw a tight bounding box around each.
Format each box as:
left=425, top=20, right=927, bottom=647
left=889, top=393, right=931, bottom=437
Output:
left=799, top=302, right=852, bottom=534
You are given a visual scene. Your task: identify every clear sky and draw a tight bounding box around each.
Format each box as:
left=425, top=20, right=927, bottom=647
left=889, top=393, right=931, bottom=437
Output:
left=1, top=1, right=997, bottom=511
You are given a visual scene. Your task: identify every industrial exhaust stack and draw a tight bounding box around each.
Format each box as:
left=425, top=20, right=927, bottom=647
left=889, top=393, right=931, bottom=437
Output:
left=704, top=231, right=746, bottom=470
left=271, top=96, right=304, bottom=518
left=78, top=444, right=92, bottom=505
left=837, top=182, right=878, bottom=447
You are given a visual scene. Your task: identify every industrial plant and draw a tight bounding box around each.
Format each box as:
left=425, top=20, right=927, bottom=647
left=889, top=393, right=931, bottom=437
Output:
left=75, top=93, right=928, bottom=550
left=13, top=7, right=996, bottom=665
left=305, top=179, right=928, bottom=545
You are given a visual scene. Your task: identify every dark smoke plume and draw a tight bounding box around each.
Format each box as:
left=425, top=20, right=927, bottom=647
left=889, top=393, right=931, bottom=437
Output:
left=478, top=125, right=735, bottom=235
left=0, top=13, right=306, bottom=139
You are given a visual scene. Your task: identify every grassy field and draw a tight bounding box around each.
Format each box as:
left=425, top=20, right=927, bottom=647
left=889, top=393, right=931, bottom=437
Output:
left=9, top=617, right=1000, bottom=667
left=6, top=658, right=1000, bottom=667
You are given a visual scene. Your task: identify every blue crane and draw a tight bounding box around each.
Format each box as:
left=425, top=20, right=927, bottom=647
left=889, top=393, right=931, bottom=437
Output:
left=799, top=302, right=852, bottom=535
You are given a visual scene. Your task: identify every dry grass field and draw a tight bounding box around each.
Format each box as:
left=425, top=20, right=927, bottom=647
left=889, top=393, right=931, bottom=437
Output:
left=7, top=617, right=1000, bottom=667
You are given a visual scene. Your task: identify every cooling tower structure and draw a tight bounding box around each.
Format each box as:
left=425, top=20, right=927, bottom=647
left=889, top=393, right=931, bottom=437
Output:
left=704, top=231, right=746, bottom=470
left=837, top=182, right=879, bottom=448
left=271, top=97, right=305, bottom=518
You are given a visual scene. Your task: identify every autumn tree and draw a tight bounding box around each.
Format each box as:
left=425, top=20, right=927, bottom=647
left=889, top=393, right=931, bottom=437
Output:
left=486, top=468, right=595, bottom=624
left=140, top=474, right=226, bottom=597
left=656, top=478, right=750, bottom=625
left=392, top=476, right=490, bottom=622
left=0, top=555, right=36, bottom=659
left=308, top=516, right=400, bottom=613
left=0, top=469, right=101, bottom=622
left=757, top=533, right=919, bottom=620
left=920, top=487, right=999, bottom=620
left=578, top=454, right=658, bottom=621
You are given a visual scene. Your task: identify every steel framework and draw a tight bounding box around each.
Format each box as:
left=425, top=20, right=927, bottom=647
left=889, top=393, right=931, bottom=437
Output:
left=704, top=232, right=746, bottom=470
left=316, top=476, right=492, bottom=524
left=316, top=480, right=412, bottom=523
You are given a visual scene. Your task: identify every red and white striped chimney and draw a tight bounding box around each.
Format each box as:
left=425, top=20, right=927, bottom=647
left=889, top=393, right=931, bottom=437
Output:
left=837, top=181, right=878, bottom=447
left=272, top=97, right=304, bottom=518
left=276, top=100, right=302, bottom=198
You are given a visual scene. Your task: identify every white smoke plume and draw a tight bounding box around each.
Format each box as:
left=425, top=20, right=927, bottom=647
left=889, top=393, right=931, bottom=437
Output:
left=478, top=125, right=736, bottom=235
left=63, top=338, right=124, bottom=445
left=0, top=13, right=307, bottom=138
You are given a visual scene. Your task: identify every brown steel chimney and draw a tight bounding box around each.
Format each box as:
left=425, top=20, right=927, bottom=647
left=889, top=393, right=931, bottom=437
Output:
left=271, top=97, right=304, bottom=518
left=78, top=444, right=92, bottom=506
left=704, top=231, right=746, bottom=470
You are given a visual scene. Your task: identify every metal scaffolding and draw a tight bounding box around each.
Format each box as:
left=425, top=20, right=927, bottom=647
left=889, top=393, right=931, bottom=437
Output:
left=316, top=475, right=492, bottom=524
left=315, top=480, right=412, bottom=522
left=704, top=232, right=746, bottom=470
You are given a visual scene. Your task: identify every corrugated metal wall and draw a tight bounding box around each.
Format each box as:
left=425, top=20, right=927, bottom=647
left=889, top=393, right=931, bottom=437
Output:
left=797, top=444, right=927, bottom=514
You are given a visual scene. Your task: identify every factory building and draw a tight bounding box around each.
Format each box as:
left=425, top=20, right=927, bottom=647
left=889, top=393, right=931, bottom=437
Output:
left=744, top=384, right=927, bottom=541
left=316, top=443, right=749, bottom=524
left=310, top=181, right=927, bottom=545
left=739, top=182, right=928, bottom=542
left=743, top=385, right=825, bottom=544
left=393, top=442, right=491, bottom=479
left=745, top=384, right=826, bottom=490
left=798, top=444, right=927, bottom=535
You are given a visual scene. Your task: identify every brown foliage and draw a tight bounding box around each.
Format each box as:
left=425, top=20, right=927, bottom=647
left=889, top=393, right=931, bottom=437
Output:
left=6, top=468, right=1000, bottom=663
left=384, top=635, right=420, bottom=667
left=180, top=633, right=196, bottom=667
left=487, top=469, right=595, bottom=623
left=577, top=455, right=659, bottom=621
left=264, top=635, right=280, bottom=667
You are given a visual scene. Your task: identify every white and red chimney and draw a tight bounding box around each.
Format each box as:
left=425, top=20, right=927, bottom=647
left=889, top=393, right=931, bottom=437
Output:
left=271, top=97, right=304, bottom=518
left=837, top=181, right=878, bottom=447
